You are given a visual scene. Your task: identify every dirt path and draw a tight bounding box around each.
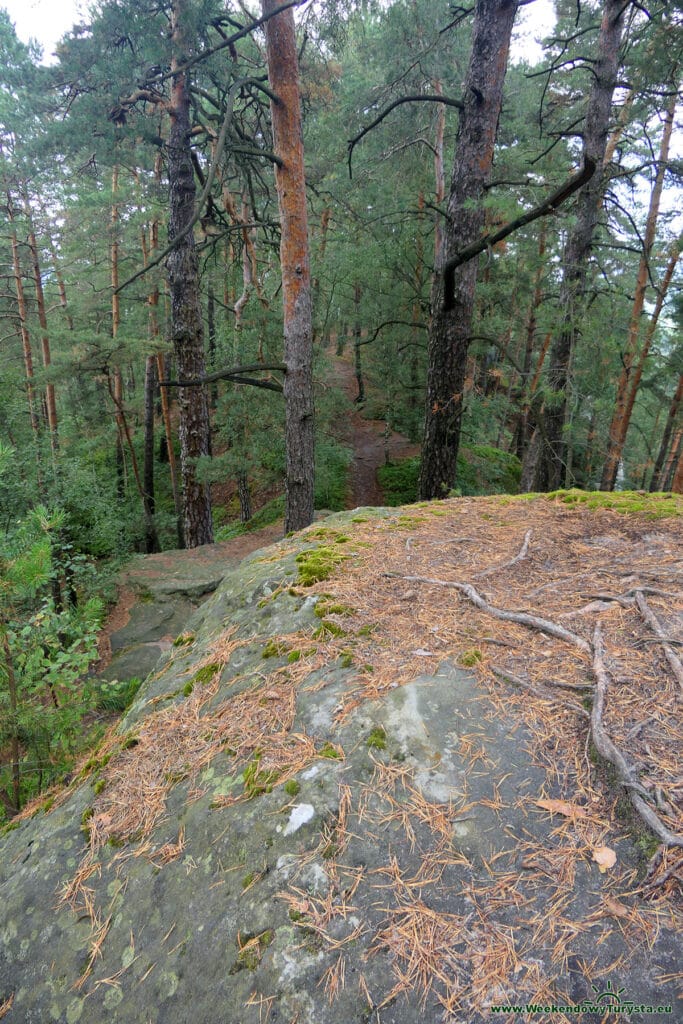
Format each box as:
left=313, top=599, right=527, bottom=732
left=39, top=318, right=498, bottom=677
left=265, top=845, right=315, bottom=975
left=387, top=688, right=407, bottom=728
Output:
left=97, top=357, right=418, bottom=671
left=329, top=352, right=420, bottom=507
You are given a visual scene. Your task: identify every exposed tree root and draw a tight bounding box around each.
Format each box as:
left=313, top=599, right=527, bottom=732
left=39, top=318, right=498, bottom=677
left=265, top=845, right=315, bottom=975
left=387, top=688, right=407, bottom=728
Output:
left=384, top=573, right=591, bottom=652
left=590, top=624, right=683, bottom=849
left=384, top=570, right=682, bottom=851
left=634, top=591, right=683, bottom=698
left=474, top=529, right=532, bottom=579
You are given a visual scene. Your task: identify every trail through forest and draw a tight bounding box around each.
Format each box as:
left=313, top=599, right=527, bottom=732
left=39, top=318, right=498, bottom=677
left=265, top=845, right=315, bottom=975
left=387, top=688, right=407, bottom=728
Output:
left=97, top=353, right=418, bottom=672
left=328, top=349, right=421, bottom=507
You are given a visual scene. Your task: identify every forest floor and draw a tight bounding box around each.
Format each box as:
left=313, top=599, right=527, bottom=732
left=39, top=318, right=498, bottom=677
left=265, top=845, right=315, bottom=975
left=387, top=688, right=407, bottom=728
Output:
left=92, top=363, right=683, bottom=907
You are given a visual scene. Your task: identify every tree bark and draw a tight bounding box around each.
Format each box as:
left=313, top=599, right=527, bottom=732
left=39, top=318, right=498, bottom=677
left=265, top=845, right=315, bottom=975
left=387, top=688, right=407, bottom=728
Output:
left=418, top=0, right=519, bottom=500
left=167, top=0, right=214, bottom=547
left=600, top=92, right=677, bottom=491
left=262, top=0, right=315, bottom=533
left=143, top=354, right=160, bottom=553
left=525, top=0, right=625, bottom=491
left=650, top=374, right=683, bottom=491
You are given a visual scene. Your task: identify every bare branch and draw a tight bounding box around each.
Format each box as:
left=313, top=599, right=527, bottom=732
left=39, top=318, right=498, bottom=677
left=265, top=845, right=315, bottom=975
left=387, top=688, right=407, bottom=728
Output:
left=442, top=158, right=596, bottom=311
left=348, top=94, right=464, bottom=179
left=115, top=77, right=266, bottom=295
left=159, top=362, right=285, bottom=393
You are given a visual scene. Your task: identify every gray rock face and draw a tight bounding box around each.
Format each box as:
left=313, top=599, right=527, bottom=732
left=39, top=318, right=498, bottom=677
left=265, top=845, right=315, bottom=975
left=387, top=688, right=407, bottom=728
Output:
left=0, top=516, right=679, bottom=1023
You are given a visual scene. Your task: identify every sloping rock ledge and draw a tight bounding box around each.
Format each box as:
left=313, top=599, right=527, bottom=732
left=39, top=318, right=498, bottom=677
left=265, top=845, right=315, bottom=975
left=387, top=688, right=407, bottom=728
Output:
left=0, top=504, right=680, bottom=1024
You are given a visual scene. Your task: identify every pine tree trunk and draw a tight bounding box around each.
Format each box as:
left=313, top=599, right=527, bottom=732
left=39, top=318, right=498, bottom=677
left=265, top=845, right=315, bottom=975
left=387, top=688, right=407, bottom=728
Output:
left=527, top=0, right=625, bottom=491
left=662, top=428, right=683, bottom=491
left=168, top=0, right=213, bottom=548
left=650, top=374, right=683, bottom=491
left=262, top=0, right=315, bottom=533
left=419, top=0, right=519, bottom=500
left=600, top=92, right=676, bottom=491
left=143, top=355, right=160, bottom=553
left=237, top=471, right=252, bottom=523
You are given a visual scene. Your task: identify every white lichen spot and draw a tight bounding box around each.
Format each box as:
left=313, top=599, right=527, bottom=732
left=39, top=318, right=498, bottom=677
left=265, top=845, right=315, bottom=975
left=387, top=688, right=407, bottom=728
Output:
left=301, top=764, right=320, bottom=780
left=283, top=803, right=315, bottom=836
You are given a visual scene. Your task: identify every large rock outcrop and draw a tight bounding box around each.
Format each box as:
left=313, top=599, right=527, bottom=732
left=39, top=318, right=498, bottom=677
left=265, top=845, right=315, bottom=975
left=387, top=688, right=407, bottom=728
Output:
left=1, top=500, right=680, bottom=1023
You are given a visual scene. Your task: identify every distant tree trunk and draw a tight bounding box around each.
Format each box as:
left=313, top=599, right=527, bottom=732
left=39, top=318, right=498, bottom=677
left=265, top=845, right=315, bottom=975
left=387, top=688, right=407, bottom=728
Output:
left=672, top=439, right=683, bottom=494
left=600, top=92, right=677, bottom=491
left=513, top=223, right=547, bottom=459
left=418, top=0, right=519, bottom=500
left=237, top=471, right=252, bottom=523
left=262, top=0, right=315, bottom=533
left=207, top=282, right=218, bottom=409
left=650, top=374, right=683, bottom=491
left=23, top=190, right=59, bottom=465
left=526, top=0, right=625, bottom=491
left=110, top=165, right=126, bottom=499
left=8, top=202, right=41, bottom=460
left=168, top=0, right=213, bottom=547
left=37, top=195, right=73, bottom=331
left=353, top=282, right=364, bottom=402
left=663, top=428, right=682, bottom=491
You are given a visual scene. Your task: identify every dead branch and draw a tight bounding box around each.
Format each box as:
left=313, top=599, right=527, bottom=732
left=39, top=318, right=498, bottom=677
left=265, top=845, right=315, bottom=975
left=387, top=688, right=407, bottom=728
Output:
left=348, top=94, right=464, bottom=178
left=158, top=362, right=285, bottom=393
left=383, top=573, right=591, bottom=652
left=442, top=158, right=596, bottom=311
left=590, top=624, right=683, bottom=849
left=634, top=592, right=683, bottom=698
left=474, top=529, right=532, bottom=579
left=115, top=77, right=269, bottom=295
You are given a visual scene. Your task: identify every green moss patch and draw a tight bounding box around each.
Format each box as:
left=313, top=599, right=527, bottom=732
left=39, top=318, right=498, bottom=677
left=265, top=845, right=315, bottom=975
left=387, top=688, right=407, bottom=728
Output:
left=314, top=600, right=355, bottom=618
left=313, top=620, right=347, bottom=640
left=367, top=727, right=387, bottom=750
left=459, top=649, right=483, bottom=667
left=262, top=639, right=289, bottom=659
left=296, top=545, right=349, bottom=586
left=192, top=663, right=221, bottom=685
left=543, top=489, right=682, bottom=519
left=243, top=754, right=280, bottom=798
